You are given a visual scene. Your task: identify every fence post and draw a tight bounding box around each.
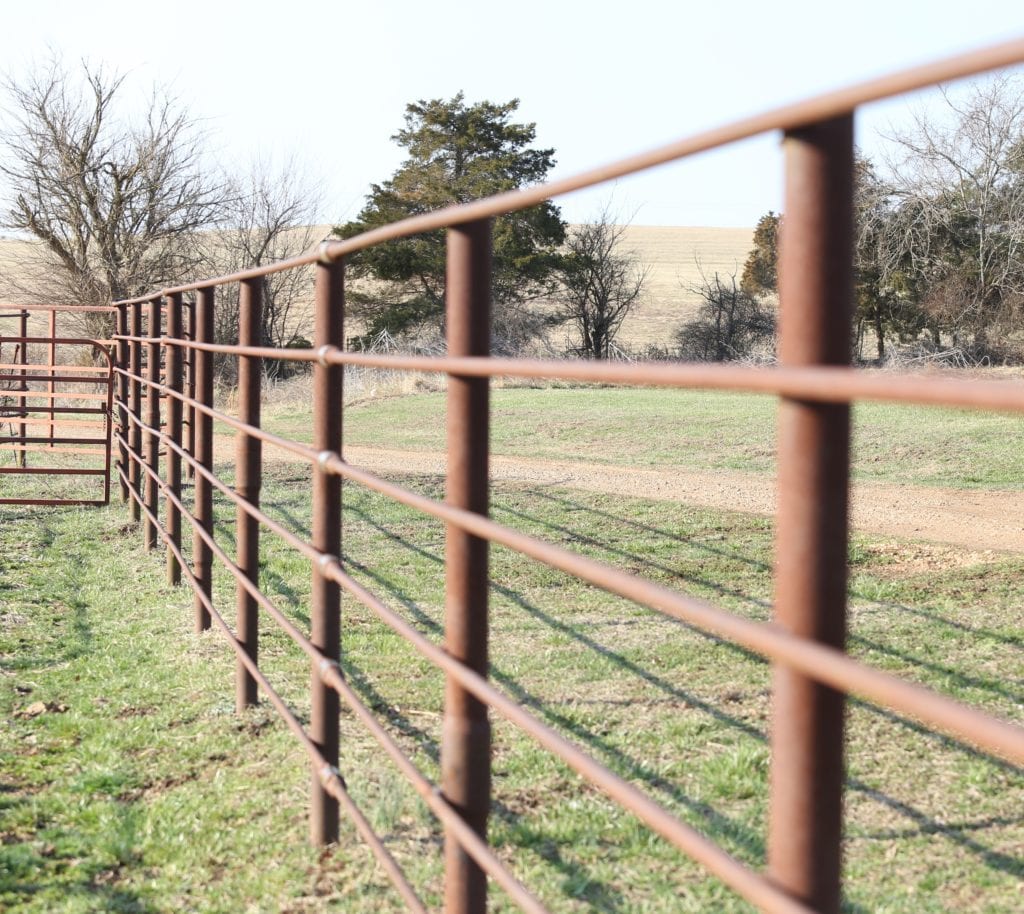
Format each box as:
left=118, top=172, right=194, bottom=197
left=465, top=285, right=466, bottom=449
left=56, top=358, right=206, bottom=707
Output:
left=193, top=288, right=214, bottom=632
left=768, top=114, right=854, bottom=914
left=17, top=310, right=27, bottom=468
left=166, top=292, right=184, bottom=585
left=47, top=309, right=56, bottom=447
left=442, top=219, right=492, bottom=914
left=236, top=278, right=262, bottom=710
left=186, top=298, right=196, bottom=481
left=144, top=296, right=161, bottom=549
left=309, top=254, right=344, bottom=845
left=129, top=302, right=143, bottom=521
left=116, top=306, right=129, bottom=501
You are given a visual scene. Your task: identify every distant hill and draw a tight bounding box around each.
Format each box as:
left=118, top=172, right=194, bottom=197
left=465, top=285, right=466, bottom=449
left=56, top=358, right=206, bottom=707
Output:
left=1, top=224, right=754, bottom=351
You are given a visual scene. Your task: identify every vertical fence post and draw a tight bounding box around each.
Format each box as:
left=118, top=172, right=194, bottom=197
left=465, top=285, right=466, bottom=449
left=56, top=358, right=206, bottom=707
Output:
left=193, top=288, right=214, bottom=632
left=166, top=292, right=184, bottom=585
left=144, top=296, right=162, bottom=550
left=186, top=299, right=197, bottom=481
left=17, top=310, right=27, bottom=468
left=768, top=114, right=854, bottom=914
left=129, top=302, right=143, bottom=521
left=309, top=254, right=344, bottom=845
left=116, top=306, right=129, bottom=501
left=236, top=278, right=262, bottom=710
left=47, top=309, right=56, bottom=447
left=442, top=219, right=492, bottom=914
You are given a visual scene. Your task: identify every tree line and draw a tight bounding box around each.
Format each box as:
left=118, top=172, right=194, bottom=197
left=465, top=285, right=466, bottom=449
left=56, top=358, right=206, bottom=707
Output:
left=723, top=77, right=1024, bottom=365
left=3, top=59, right=1022, bottom=370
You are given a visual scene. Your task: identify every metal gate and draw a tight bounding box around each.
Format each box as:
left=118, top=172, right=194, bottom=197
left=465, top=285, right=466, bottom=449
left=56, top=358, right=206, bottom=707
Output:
left=0, top=305, right=115, bottom=507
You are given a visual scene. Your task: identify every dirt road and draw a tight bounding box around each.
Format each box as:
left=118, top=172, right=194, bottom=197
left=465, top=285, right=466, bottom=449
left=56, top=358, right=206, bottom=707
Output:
left=217, top=438, right=1024, bottom=553
left=344, top=447, right=1024, bottom=553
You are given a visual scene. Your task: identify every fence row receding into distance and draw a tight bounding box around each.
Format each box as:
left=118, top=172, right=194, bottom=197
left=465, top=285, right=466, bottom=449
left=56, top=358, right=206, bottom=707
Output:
left=90, top=39, right=1024, bottom=914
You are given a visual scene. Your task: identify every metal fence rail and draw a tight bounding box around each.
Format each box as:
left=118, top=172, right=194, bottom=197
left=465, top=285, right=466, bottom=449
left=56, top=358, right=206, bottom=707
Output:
left=104, top=38, right=1024, bottom=914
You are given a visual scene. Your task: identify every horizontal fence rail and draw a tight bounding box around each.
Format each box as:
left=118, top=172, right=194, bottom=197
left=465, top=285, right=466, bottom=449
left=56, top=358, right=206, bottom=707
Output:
left=82, top=37, right=1024, bottom=914
left=0, top=321, right=115, bottom=506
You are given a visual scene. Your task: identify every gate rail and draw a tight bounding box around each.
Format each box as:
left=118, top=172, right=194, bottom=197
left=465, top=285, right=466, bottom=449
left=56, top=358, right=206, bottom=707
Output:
left=108, top=38, right=1024, bottom=914
left=0, top=304, right=116, bottom=506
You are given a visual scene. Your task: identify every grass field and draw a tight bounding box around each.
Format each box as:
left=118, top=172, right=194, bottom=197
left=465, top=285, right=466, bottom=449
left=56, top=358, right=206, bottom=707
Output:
left=2, top=418, right=1023, bottom=912
left=264, top=383, right=1024, bottom=491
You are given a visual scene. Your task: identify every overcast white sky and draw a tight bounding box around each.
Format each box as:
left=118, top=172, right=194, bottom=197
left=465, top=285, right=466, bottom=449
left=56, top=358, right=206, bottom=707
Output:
left=1, top=1, right=1023, bottom=227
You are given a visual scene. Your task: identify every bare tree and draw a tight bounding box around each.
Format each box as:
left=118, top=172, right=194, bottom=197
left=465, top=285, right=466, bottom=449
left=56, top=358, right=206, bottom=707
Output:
left=877, top=75, right=1024, bottom=344
left=675, top=269, right=775, bottom=362
left=555, top=206, right=647, bottom=358
left=211, top=157, right=324, bottom=381
left=0, top=58, right=221, bottom=337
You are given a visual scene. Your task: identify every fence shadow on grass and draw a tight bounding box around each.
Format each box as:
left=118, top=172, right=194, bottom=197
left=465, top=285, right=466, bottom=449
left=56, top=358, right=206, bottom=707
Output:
left=511, top=488, right=1024, bottom=716
left=214, top=471, right=1024, bottom=888
left=341, top=490, right=1024, bottom=884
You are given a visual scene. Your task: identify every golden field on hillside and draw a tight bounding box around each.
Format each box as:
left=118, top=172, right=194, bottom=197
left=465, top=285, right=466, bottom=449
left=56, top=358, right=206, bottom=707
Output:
left=577, top=225, right=754, bottom=350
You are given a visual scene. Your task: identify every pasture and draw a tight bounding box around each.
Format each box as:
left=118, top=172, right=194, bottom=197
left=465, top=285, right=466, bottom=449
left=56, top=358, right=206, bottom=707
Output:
left=2, top=383, right=1022, bottom=912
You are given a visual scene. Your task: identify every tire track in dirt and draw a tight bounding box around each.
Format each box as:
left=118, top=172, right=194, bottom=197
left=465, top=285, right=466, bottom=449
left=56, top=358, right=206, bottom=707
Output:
left=218, top=439, right=1024, bottom=553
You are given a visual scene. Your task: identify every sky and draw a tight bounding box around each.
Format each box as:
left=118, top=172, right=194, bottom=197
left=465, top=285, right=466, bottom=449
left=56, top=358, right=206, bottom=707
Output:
left=0, top=0, right=1022, bottom=228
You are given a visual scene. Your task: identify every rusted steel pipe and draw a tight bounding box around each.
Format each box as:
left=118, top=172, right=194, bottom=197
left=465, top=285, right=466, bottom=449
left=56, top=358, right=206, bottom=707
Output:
left=110, top=335, right=1024, bottom=416
left=186, top=298, right=196, bottom=481
left=144, top=297, right=161, bottom=549
left=0, top=497, right=105, bottom=506
left=47, top=310, right=56, bottom=447
left=6, top=434, right=108, bottom=445
left=0, top=389, right=106, bottom=403
left=114, top=364, right=1024, bottom=763
left=165, top=292, right=184, bottom=585
left=113, top=366, right=316, bottom=463
left=121, top=404, right=321, bottom=662
left=0, top=360, right=109, bottom=372
left=17, top=311, right=27, bottom=468
left=320, top=556, right=815, bottom=914
left=236, top=278, right=262, bottom=710
left=3, top=372, right=111, bottom=385
left=92, top=42, right=1024, bottom=913
left=0, top=466, right=106, bottom=476
left=443, top=219, right=493, bottom=914
left=769, top=114, right=855, bottom=914
left=324, top=666, right=548, bottom=914
left=101, top=350, right=114, bottom=505
left=129, top=302, right=143, bottom=522
left=0, top=320, right=119, bottom=505
left=309, top=258, right=344, bottom=845
left=116, top=450, right=426, bottom=914
left=0, top=304, right=116, bottom=312
left=193, top=288, right=214, bottom=632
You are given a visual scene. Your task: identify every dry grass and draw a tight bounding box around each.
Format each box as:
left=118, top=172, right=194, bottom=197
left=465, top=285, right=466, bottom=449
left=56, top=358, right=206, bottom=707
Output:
left=565, top=225, right=754, bottom=349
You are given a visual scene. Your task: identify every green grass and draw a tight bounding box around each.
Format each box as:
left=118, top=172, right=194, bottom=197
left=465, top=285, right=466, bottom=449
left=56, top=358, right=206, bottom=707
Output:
left=264, top=386, right=1024, bottom=489
left=2, top=453, right=1022, bottom=912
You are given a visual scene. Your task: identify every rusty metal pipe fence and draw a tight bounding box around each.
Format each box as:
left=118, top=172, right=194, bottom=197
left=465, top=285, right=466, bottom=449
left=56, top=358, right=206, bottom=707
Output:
left=104, top=40, right=1024, bottom=914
